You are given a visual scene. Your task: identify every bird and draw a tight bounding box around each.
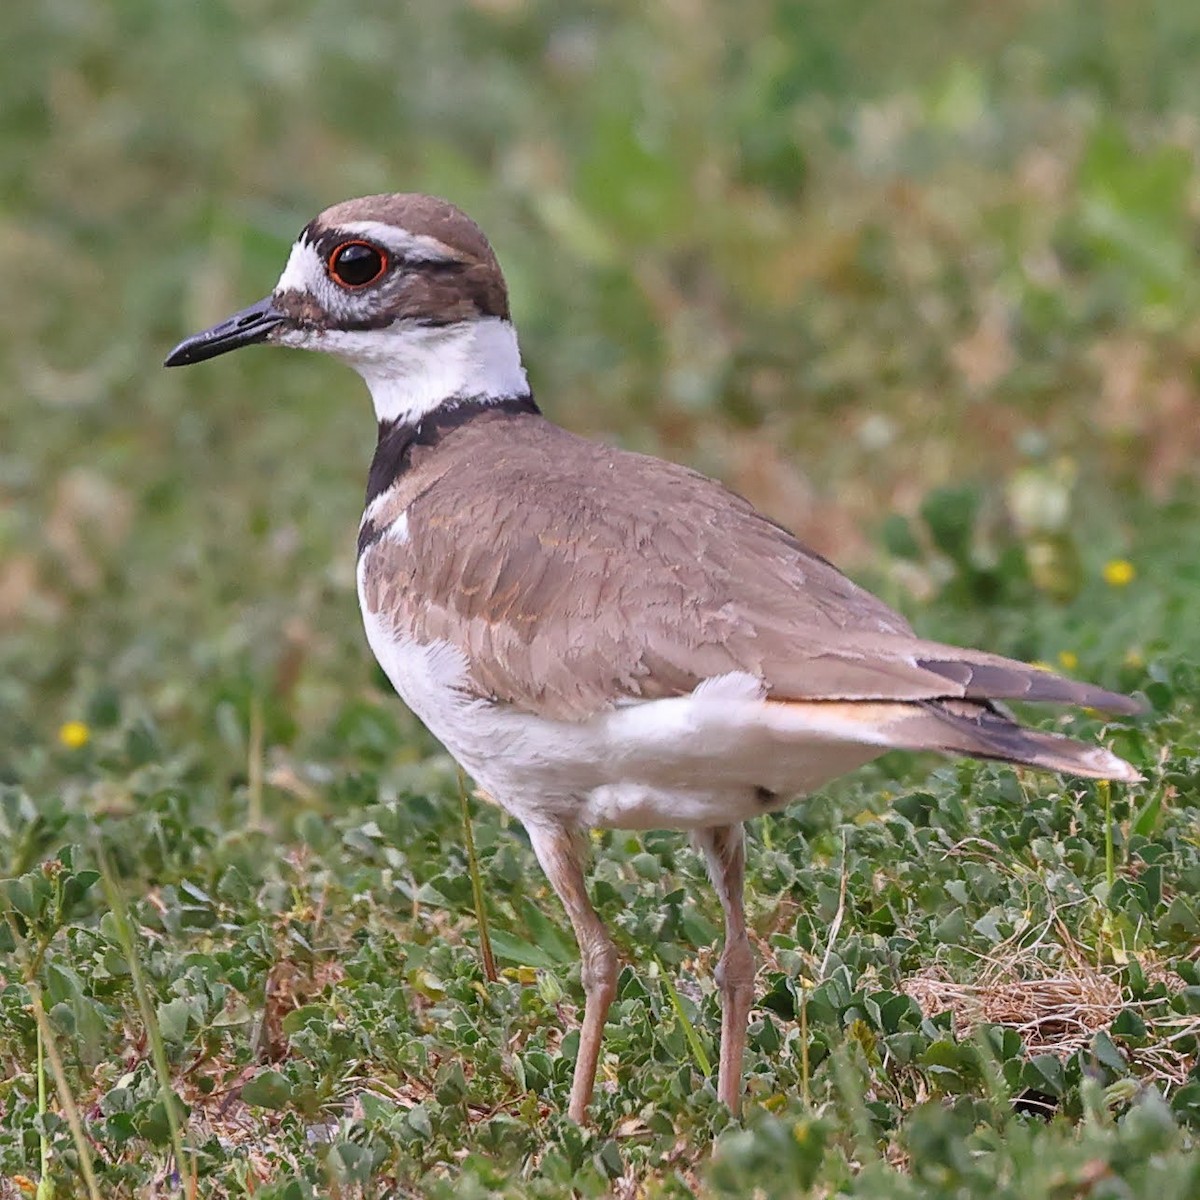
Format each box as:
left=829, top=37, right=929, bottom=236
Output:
left=165, top=193, right=1142, bottom=1123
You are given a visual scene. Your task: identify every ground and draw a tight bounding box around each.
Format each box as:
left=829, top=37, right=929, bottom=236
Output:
left=2, top=2, right=1200, bottom=1196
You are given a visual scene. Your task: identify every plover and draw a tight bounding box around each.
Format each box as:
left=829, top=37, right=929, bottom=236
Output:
left=166, top=194, right=1142, bottom=1122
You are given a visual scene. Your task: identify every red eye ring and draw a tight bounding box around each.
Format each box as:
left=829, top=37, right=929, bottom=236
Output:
left=327, top=240, right=388, bottom=289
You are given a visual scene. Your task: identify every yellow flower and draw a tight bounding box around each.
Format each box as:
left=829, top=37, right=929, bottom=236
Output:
left=1103, top=559, right=1135, bottom=587
left=1058, top=650, right=1079, bottom=672
left=57, top=720, right=90, bottom=749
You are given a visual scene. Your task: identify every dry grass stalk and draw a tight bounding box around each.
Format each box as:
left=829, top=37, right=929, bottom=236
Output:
left=901, top=938, right=1199, bottom=1094
left=902, top=962, right=1121, bottom=1058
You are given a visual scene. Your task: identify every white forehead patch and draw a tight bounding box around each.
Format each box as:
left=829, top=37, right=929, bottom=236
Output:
left=273, top=239, right=326, bottom=295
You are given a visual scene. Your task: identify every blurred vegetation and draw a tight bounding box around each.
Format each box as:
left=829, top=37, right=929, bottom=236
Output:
left=3, top=0, right=1200, bottom=1195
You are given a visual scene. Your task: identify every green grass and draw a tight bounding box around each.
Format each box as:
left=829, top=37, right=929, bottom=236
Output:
left=4, top=1, right=1200, bottom=1195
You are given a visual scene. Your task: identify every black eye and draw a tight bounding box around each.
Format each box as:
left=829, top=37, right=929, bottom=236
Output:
left=328, top=241, right=387, bottom=288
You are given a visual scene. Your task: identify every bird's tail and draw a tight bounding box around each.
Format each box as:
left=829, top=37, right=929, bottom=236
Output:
left=903, top=698, right=1141, bottom=783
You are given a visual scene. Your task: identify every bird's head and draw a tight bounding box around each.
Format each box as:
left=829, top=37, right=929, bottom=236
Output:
left=165, top=193, right=528, bottom=424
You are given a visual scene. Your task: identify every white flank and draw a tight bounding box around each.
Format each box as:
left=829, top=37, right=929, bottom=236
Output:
left=357, top=589, right=897, bottom=832
left=690, top=672, right=768, bottom=701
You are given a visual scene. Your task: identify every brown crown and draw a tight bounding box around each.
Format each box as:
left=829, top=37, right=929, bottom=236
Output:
left=289, top=193, right=511, bottom=327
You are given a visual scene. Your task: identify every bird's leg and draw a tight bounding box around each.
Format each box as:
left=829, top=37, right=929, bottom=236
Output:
left=695, top=823, right=756, bottom=1115
left=527, top=823, right=619, bottom=1123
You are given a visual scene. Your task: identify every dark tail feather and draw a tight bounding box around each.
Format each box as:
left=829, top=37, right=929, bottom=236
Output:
left=912, top=699, right=1142, bottom=783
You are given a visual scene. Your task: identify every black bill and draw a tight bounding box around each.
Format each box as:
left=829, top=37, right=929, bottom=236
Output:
left=164, top=296, right=286, bottom=367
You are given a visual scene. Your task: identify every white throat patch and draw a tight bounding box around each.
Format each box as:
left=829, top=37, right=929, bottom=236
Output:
left=276, top=317, right=529, bottom=425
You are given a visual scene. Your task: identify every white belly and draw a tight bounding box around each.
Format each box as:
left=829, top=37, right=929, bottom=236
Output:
left=359, top=605, right=890, bottom=831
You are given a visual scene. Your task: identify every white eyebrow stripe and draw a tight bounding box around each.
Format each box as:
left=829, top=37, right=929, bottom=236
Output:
left=333, top=221, right=460, bottom=263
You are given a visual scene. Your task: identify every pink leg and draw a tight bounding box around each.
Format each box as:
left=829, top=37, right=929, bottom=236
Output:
left=695, top=824, right=755, bottom=1114
left=527, top=824, right=618, bottom=1123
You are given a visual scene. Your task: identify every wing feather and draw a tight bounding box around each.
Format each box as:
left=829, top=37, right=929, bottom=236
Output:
left=359, top=412, right=1141, bottom=722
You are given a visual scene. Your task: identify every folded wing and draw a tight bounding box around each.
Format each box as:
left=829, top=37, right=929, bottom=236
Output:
left=359, top=411, right=1140, bottom=784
